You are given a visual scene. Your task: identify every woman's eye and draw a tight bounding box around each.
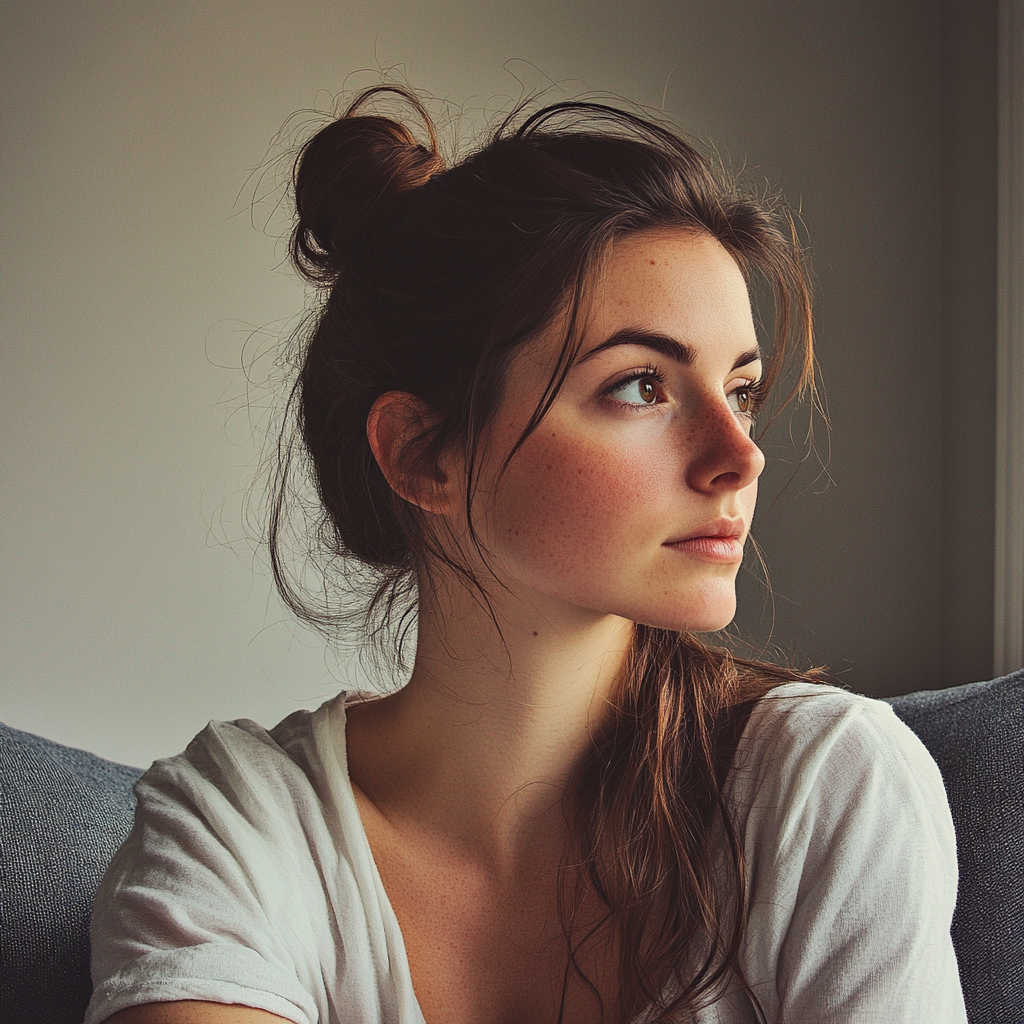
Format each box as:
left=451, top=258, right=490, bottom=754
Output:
left=607, top=373, right=664, bottom=406
left=728, top=383, right=761, bottom=434
left=729, top=387, right=753, bottom=415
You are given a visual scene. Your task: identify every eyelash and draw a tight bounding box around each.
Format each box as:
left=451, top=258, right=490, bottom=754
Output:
left=602, top=363, right=767, bottom=419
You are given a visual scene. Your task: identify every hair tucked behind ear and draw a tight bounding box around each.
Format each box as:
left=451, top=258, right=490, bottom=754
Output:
left=272, top=84, right=824, bottom=1022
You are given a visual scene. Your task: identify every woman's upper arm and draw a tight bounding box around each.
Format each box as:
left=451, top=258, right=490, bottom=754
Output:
left=86, top=722, right=328, bottom=1024
left=735, top=689, right=967, bottom=1023
left=104, top=1002, right=296, bottom=1023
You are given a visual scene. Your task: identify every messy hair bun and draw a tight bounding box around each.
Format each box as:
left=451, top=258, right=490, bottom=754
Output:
left=272, top=84, right=818, bottom=1024
left=289, top=87, right=444, bottom=283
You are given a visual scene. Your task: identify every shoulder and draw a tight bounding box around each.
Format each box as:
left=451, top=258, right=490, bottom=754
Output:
left=134, top=696, right=347, bottom=830
left=93, top=692, right=360, bottom=937
left=96, top=697, right=348, bottom=914
left=732, top=681, right=946, bottom=814
left=147, top=703, right=317, bottom=784
left=729, top=680, right=958, bottom=919
left=741, top=679, right=916, bottom=747
left=109, top=695, right=365, bottom=912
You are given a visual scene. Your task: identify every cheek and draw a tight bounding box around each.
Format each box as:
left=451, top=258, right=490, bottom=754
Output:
left=490, top=428, right=671, bottom=576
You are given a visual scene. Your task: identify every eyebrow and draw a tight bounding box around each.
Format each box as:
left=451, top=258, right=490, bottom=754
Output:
left=577, top=327, right=761, bottom=372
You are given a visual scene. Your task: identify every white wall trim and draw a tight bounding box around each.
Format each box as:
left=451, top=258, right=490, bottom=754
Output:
left=995, top=0, right=1024, bottom=675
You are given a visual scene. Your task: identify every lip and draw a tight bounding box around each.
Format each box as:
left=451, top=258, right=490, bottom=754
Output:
left=664, top=518, right=746, bottom=563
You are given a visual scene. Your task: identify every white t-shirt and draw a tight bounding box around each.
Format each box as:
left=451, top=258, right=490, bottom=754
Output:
left=86, top=683, right=967, bottom=1024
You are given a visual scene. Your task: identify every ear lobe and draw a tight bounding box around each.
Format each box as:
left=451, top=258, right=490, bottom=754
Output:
left=366, top=391, right=450, bottom=515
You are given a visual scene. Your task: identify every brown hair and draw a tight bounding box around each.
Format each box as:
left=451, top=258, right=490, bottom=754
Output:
left=272, top=85, right=819, bottom=1022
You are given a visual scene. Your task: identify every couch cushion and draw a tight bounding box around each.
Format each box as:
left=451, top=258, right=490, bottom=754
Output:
left=0, top=722, right=142, bottom=1024
left=887, top=670, right=1024, bottom=1024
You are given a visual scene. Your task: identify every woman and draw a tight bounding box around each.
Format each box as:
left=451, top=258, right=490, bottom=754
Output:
left=86, top=87, right=965, bottom=1024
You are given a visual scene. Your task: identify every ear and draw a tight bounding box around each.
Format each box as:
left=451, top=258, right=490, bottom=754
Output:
left=366, top=391, right=451, bottom=515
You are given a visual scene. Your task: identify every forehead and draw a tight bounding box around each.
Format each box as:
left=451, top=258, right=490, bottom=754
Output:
left=590, top=228, right=752, bottom=336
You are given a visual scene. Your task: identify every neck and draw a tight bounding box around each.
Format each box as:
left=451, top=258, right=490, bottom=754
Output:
left=344, top=570, right=634, bottom=874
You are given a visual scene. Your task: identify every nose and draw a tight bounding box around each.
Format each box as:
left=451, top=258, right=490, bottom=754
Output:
left=684, top=394, right=766, bottom=494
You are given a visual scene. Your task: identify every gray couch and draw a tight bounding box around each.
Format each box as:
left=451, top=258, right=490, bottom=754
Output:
left=2, top=672, right=1022, bottom=1023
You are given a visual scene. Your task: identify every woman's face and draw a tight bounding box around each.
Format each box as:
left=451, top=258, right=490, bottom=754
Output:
left=462, top=227, right=765, bottom=634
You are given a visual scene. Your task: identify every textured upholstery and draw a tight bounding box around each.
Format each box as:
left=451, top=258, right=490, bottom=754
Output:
left=0, top=723, right=141, bottom=1024
left=0, top=673, right=1021, bottom=1023
left=887, top=669, right=1024, bottom=1024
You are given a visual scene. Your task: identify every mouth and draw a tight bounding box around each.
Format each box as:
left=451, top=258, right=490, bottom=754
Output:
left=663, top=518, right=746, bottom=563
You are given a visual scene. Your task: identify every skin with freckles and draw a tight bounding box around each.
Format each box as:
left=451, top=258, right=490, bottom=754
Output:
left=467, top=227, right=765, bottom=636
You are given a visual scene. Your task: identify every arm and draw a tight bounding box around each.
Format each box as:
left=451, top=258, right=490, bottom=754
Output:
left=735, top=687, right=967, bottom=1023
left=106, top=1004, right=294, bottom=1024
left=86, top=719, right=333, bottom=1024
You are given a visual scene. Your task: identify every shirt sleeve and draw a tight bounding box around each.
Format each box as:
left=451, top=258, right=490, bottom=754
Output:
left=85, top=719, right=335, bottom=1024
left=731, top=685, right=967, bottom=1024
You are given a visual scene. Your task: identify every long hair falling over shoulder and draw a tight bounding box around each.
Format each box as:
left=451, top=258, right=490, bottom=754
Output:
left=271, top=84, right=824, bottom=1022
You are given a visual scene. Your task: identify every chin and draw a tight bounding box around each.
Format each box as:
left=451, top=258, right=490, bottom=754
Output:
left=629, top=585, right=737, bottom=635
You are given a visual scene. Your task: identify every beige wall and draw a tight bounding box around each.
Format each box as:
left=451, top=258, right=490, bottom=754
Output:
left=1, top=0, right=997, bottom=765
